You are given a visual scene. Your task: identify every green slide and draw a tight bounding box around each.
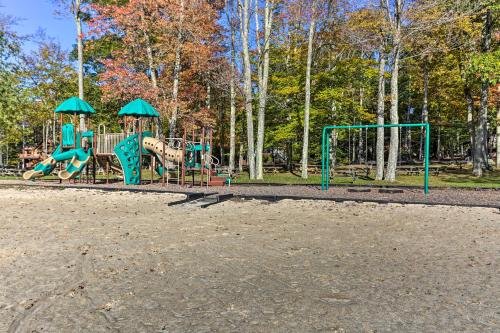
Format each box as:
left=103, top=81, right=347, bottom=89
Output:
left=22, top=145, right=78, bottom=180
left=58, top=148, right=93, bottom=180
left=23, top=145, right=62, bottom=180
left=23, top=146, right=91, bottom=180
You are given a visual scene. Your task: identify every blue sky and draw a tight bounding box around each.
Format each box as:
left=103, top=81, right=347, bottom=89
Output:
left=0, top=0, right=77, bottom=52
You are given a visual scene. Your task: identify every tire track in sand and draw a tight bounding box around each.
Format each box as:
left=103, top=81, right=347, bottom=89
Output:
left=8, top=244, right=119, bottom=333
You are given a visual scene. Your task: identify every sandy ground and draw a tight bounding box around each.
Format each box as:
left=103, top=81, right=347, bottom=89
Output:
left=0, top=188, right=499, bottom=333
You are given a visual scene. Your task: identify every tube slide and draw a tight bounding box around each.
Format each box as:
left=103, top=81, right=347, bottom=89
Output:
left=142, top=137, right=182, bottom=176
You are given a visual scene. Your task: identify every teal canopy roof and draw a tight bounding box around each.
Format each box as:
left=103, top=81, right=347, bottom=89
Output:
left=55, top=97, right=96, bottom=115
left=118, top=99, right=159, bottom=118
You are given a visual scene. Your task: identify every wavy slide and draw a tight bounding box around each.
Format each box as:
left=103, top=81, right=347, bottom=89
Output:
left=58, top=148, right=93, bottom=180
left=23, top=145, right=62, bottom=180
left=23, top=146, right=92, bottom=180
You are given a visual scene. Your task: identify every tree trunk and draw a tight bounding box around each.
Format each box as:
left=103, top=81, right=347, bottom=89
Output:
left=254, top=0, right=263, bottom=90
left=405, top=74, right=412, bottom=160
left=437, top=125, right=442, bottom=160
left=352, top=129, right=356, bottom=162
left=497, top=107, right=500, bottom=168
left=228, top=55, right=236, bottom=175
left=473, top=82, right=489, bottom=176
left=141, top=13, right=163, bottom=139
left=473, top=8, right=492, bottom=176
left=145, top=44, right=157, bottom=88
left=255, top=0, right=273, bottom=179
left=358, top=88, right=364, bottom=163
left=53, top=113, right=57, bottom=146
left=239, top=0, right=256, bottom=179
left=461, top=86, right=473, bottom=162
left=206, top=83, right=211, bottom=110
left=375, top=53, right=385, bottom=180
left=75, top=0, right=85, bottom=131
left=385, top=44, right=400, bottom=181
left=384, top=0, right=403, bottom=181
left=330, top=130, right=338, bottom=174
left=169, top=0, right=184, bottom=138
left=301, top=13, right=316, bottom=179
left=330, top=100, right=337, bottom=175
left=238, top=142, right=244, bottom=172
left=140, top=3, right=157, bottom=90
left=419, top=59, right=429, bottom=160
left=405, top=109, right=412, bottom=159
left=358, top=128, right=363, bottom=163
left=225, top=0, right=237, bottom=174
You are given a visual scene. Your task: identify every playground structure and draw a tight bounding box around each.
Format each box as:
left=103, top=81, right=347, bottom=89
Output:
left=23, top=97, right=96, bottom=182
left=23, top=97, right=227, bottom=187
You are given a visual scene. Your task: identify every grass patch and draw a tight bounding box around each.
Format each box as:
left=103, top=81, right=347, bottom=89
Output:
left=4, top=167, right=499, bottom=189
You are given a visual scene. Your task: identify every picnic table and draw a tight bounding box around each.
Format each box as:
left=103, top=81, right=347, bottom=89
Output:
left=331, top=165, right=373, bottom=179
left=293, top=164, right=323, bottom=174
left=263, top=165, right=286, bottom=174
left=0, top=168, right=23, bottom=177
left=396, top=165, right=442, bottom=176
left=397, top=166, right=423, bottom=176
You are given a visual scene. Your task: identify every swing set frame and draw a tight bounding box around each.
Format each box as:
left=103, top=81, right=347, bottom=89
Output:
left=321, top=123, right=431, bottom=194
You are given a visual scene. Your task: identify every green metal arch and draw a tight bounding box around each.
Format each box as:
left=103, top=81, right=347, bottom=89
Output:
left=321, top=123, right=430, bottom=194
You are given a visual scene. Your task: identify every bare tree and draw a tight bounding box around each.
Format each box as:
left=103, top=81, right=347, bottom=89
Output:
left=419, top=58, right=429, bottom=160
left=139, top=3, right=158, bottom=90
left=74, top=0, right=85, bottom=131
left=497, top=97, right=500, bottom=168
left=383, top=0, right=403, bottom=182
left=473, top=7, right=492, bottom=176
left=375, top=51, right=386, bottom=180
left=169, top=0, right=185, bottom=138
left=53, top=0, right=86, bottom=130
left=238, top=0, right=256, bottom=179
left=301, top=1, right=317, bottom=179
left=225, top=0, right=238, bottom=174
left=255, top=0, right=274, bottom=179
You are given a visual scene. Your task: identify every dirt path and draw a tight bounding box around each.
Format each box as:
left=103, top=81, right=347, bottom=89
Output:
left=0, top=188, right=499, bottom=332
